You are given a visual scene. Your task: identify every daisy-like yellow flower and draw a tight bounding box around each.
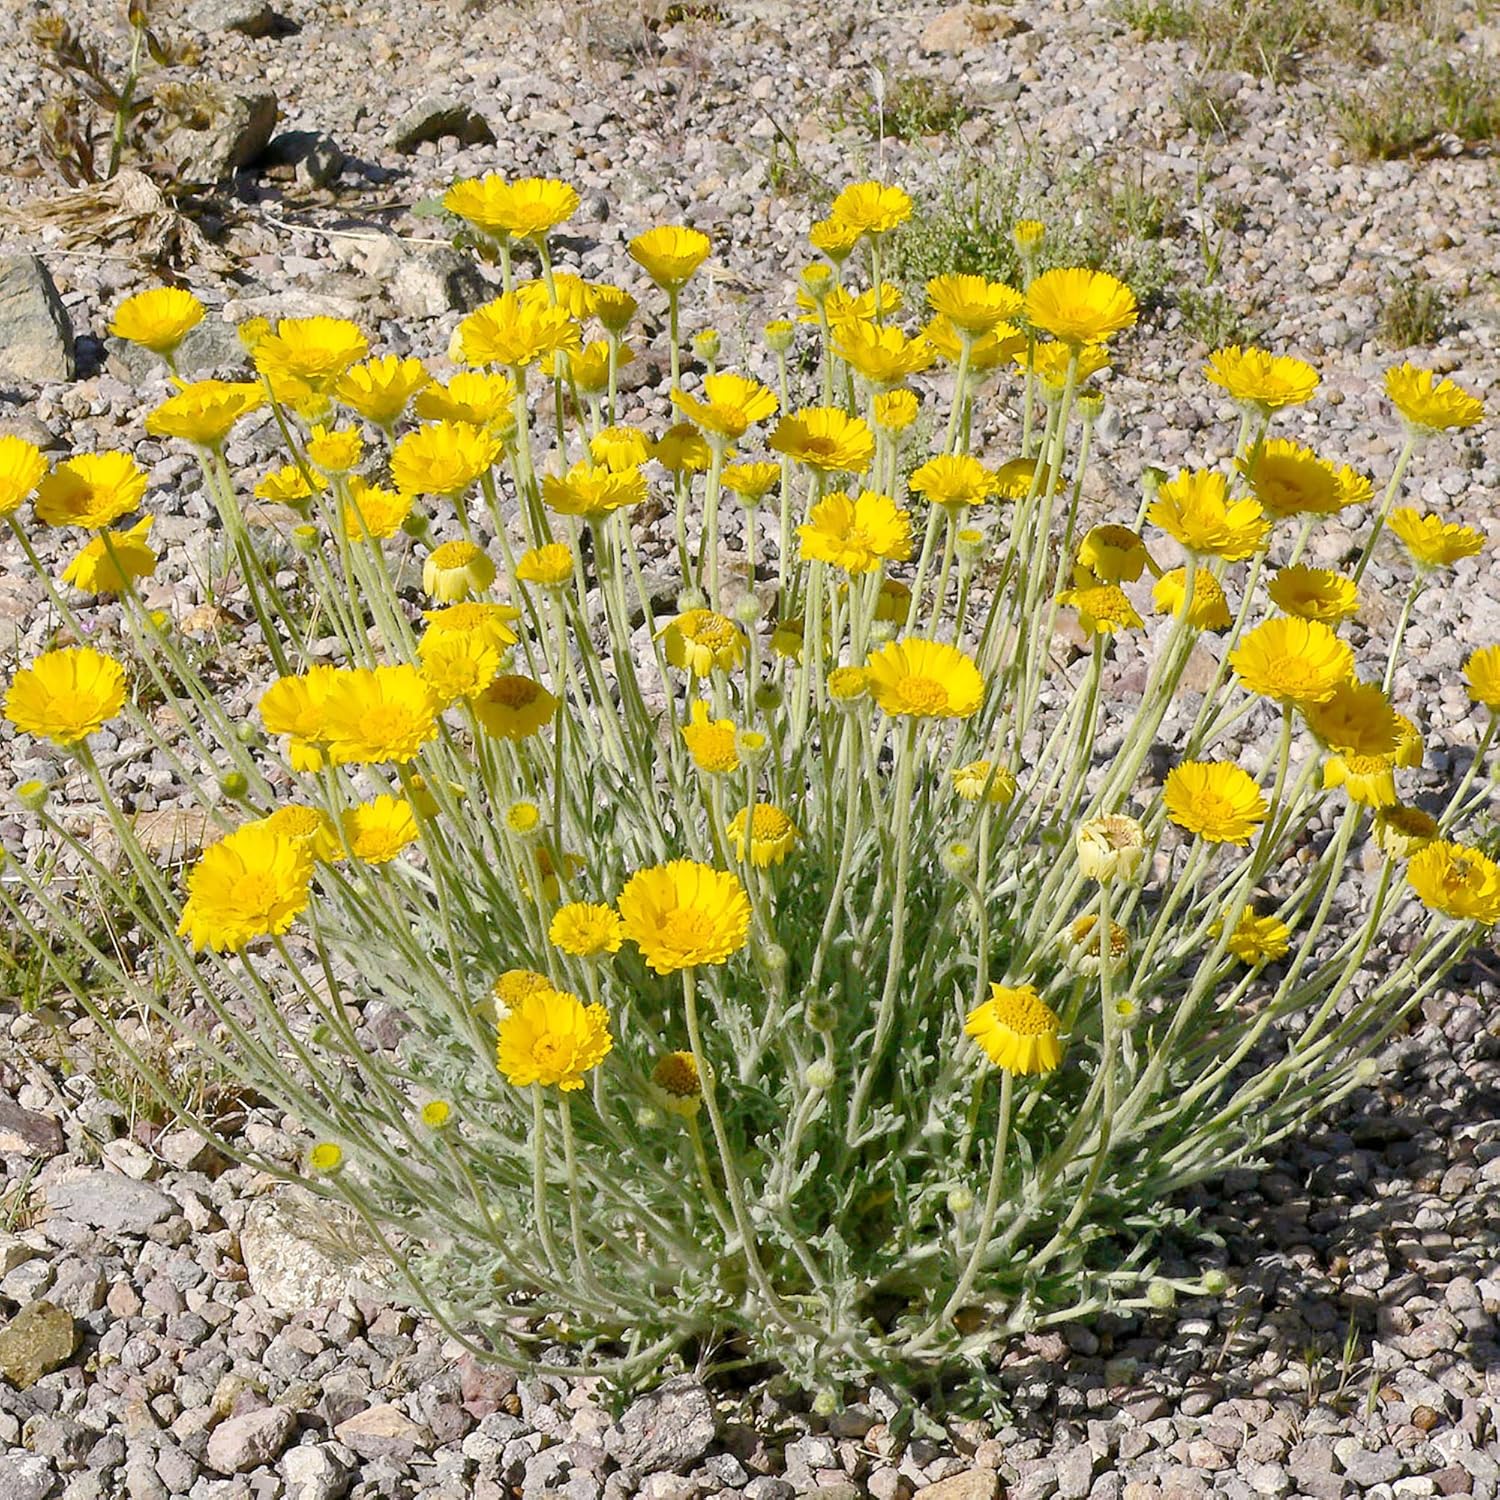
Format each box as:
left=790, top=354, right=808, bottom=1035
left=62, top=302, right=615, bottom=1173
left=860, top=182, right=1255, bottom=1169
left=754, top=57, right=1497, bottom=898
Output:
left=1323, top=753, right=1397, bottom=808
left=443, top=174, right=580, bottom=240
left=662, top=609, right=747, bottom=677
left=809, top=215, right=864, bottom=261
left=680, top=699, right=739, bottom=775
left=864, top=638, right=985, bottom=719
left=1075, top=814, right=1145, bottom=883
left=1301, top=678, right=1400, bottom=757
left=417, top=629, right=506, bottom=703
left=569, top=339, right=625, bottom=395
left=1384, top=361, right=1484, bottom=432
left=1061, top=914, right=1131, bottom=975
left=926, top=274, right=1025, bottom=335
left=1230, top=616, right=1353, bottom=706
left=413, top=370, right=517, bottom=428
left=422, top=539, right=496, bottom=602
left=651, top=1051, right=704, bottom=1117
left=334, top=354, right=430, bottom=426
left=799, top=282, right=905, bottom=333
left=722, top=462, right=781, bottom=503
left=617, top=859, right=752, bottom=973
left=421, top=601, right=521, bottom=651
left=628, top=225, right=712, bottom=292
left=341, top=796, right=419, bottom=864
left=254, top=805, right=342, bottom=863
left=1267, top=565, right=1359, bottom=624
left=458, top=293, right=581, bottom=370
left=1213, top=905, right=1291, bottom=965
left=144, top=380, right=265, bottom=449
left=110, top=287, right=205, bottom=355
left=965, top=983, right=1063, bottom=1075
left=496, top=986, right=612, bottom=1091
left=320, top=665, right=440, bottom=765
left=1025, top=267, right=1137, bottom=347
left=831, top=321, right=934, bottom=389
left=473, top=674, right=559, bottom=741
left=1464, top=644, right=1500, bottom=711
left=873, top=390, right=920, bottom=432
left=515, top=542, right=575, bottom=589
left=1076, top=524, right=1151, bottom=586
left=768, top=406, right=875, bottom=475
left=34, top=452, right=148, bottom=530
left=1204, top=346, right=1320, bottom=411
left=177, top=823, right=314, bottom=953
left=727, top=804, right=799, bottom=867
left=255, top=463, right=328, bottom=506
left=252, top=316, right=368, bottom=392
left=542, top=462, right=647, bottom=522
left=5, top=647, right=127, bottom=745
left=908, top=454, right=1000, bottom=512
left=1373, top=805, right=1438, bottom=861
left=591, top=425, right=654, bottom=472
left=343, top=477, right=412, bottom=541
left=61, top=515, right=156, bottom=595
left=798, top=489, right=912, bottom=574
left=671, top=372, right=778, bottom=440
left=518, top=273, right=595, bottom=322
left=653, top=422, right=715, bottom=475
left=1163, top=761, right=1268, bottom=844
left=259, top=666, right=339, bottom=752
left=1407, top=841, right=1500, bottom=925
left=828, top=180, right=912, bottom=236
left=390, top=420, right=501, bottom=498
left=924, top=315, right=1029, bottom=372
left=994, top=457, right=1043, bottom=501
left=952, top=759, right=1017, bottom=805
left=1241, top=439, right=1348, bottom=519
left=549, top=903, right=624, bottom=958
left=494, top=967, right=555, bottom=1015
left=1151, top=567, right=1231, bottom=630
left=1146, top=469, right=1268, bottom=561
left=1386, top=509, right=1485, bottom=570
left=591, top=283, right=638, bottom=334
left=1015, top=341, right=1111, bottom=392
left=1057, top=583, right=1142, bottom=636
left=0, top=435, right=47, bottom=517
left=305, top=424, right=363, bottom=475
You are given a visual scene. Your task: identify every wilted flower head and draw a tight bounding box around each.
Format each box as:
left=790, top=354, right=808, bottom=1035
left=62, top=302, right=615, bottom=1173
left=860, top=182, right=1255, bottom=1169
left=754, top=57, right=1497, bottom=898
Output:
left=1075, top=815, right=1144, bottom=883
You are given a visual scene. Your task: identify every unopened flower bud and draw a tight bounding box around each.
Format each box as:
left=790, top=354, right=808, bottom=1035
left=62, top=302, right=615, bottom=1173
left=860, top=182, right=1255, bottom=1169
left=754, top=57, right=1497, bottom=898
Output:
left=947, top=1185, right=975, bottom=1215
left=955, top=527, right=987, bottom=564
left=811, top=1389, right=838, bottom=1418
left=635, top=1104, right=661, bottom=1129
left=761, top=943, right=788, bottom=975
left=1202, top=1268, right=1231, bottom=1295
left=677, top=587, right=707, bottom=613
left=754, top=683, right=783, bottom=715
left=235, top=722, right=261, bottom=746
left=806, top=998, right=837, bottom=1031
left=764, top=319, right=795, bottom=354
left=736, top=728, right=769, bottom=766
left=16, top=779, right=49, bottom=812
left=691, top=328, right=721, bottom=364
left=1146, top=1278, right=1176, bottom=1311
left=940, top=840, right=977, bottom=880
left=805, top=1059, right=836, bottom=1090
left=291, top=524, right=320, bottom=554
left=867, top=618, right=897, bottom=646
left=733, top=594, right=761, bottom=626
left=401, top=509, right=430, bottom=539
left=799, top=263, right=834, bottom=299
left=218, top=771, right=248, bottom=800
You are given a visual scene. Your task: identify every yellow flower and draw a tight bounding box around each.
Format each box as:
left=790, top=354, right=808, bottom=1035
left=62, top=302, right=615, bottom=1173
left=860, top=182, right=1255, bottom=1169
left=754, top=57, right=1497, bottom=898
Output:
left=418, top=629, right=506, bottom=703
left=473, top=674, right=559, bottom=741
left=1387, top=509, right=1485, bottom=570
left=1406, top=841, right=1500, bottom=924
left=651, top=1051, right=704, bottom=1117
left=413, top=370, right=517, bottom=428
left=873, top=390, right=920, bottom=432
left=965, top=984, right=1063, bottom=1075
left=952, top=759, right=1016, bottom=805
left=1057, top=583, right=1142, bottom=636
left=864, top=638, right=985, bottom=719
left=1146, top=469, right=1268, bottom=560
left=1267, top=565, right=1359, bottom=624
left=341, top=796, right=419, bottom=864
left=1301, top=678, right=1400, bottom=757
left=522, top=846, right=584, bottom=905
left=1214, top=905, right=1291, bottom=965
left=505, top=800, right=542, bottom=838
left=110, top=287, right=205, bottom=355
left=61, top=515, right=156, bottom=594
left=924, top=315, right=1028, bottom=371
left=496, top=986, right=611, bottom=1091
left=443, top=174, right=580, bottom=240
left=549, top=903, right=625, bottom=958
left=259, top=666, right=339, bottom=744
left=590, top=283, right=638, bottom=334
left=874, top=578, right=912, bottom=623
left=768, top=406, right=875, bottom=475
left=722, top=462, right=781, bottom=503
left=1013, top=218, right=1045, bottom=255
left=994, top=456, right=1043, bottom=500
left=1025, top=267, right=1137, bottom=346
left=798, top=489, right=912, bottom=574
left=320, top=665, right=440, bottom=765
left=591, top=425, right=654, bottom=472
left=1164, top=761, right=1268, bottom=845
left=1323, top=752, right=1397, bottom=808
left=542, top=462, right=647, bottom=521
left=653, top=422, right=715, bottom=474
left=1464, top=644, right=1500, bottom=711
left=925, top=274, right=1025, bottom=335
left=255, top=463, right=327, bottom=506
left=1230, top=616, right=1353, bottom=706
left=1075, top=814, right=1145, bottom=883
left=1241, top=439, right=1348, bottom=519
left=671, top=372, right=778, bottom=440
left=420, top=1100, right=453, bottom=1131
left=908, top=454, right=1000, bottom=511
left=1204, top=346, right=1319, bottom=411
left=145, top=380, right=265, bottom=449
left=334, top=354, right=430, bottom=426
left=1151, top=567, right=1230, bottom=630
left=831, top=321, right=934, bottom=389
left=516, top=542, right=575, bottom=589
left=177, top=823, right=314, bottom=953
left=628, top=225, right=712, bottom=291
left=342, top=477, right=412, bottom=540
left=569, top=339, right=623, bottom=395
left=663, top=609, right=747, bottom=676
left=0, top=435, right=47, bottom=517
left=1393, top=713, right=1424, bottom=769
left=34, top=452, right=148, bottom=529
left=254, top=804, right=342, bottom=863
left=616, top=859, right=752, bottom=973
left=1384, top=361, right=1484, bottom=432
left=421, top=601, right=521, bottom=651
left=1373, top=805, right=1438, bottom=861
left=5, top=647, right=127, bottom=745
left=681, top=699, right=740, bottom=775
left=305, top=424, right=364, bottom=475
left=423, top=539, right=496, bottom=602
left=307, top=1142, right=344, bottom=1175
left=800, top=282, right=905, bottom=332
left=390, top=420, right=501, bottom=498
left=727, top=804, right=799, bottom=867
left=809, top=215, right=864, bottom=260
left=494, top=967, right=555, bottom=1014
left=457, top=293, right=581, bottom=369
left=1016, top=341, right=1111, bottom=391
left=252, top=316, right=368, bottom=392
left=1075, top=524, right=1150, bottom=585
left=828, top=181, right=912, bottom=236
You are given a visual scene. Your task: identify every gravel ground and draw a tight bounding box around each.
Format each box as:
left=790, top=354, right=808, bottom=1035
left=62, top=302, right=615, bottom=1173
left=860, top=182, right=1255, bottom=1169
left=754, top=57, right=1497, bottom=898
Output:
left=1, top=0, right=1499, bottom=1496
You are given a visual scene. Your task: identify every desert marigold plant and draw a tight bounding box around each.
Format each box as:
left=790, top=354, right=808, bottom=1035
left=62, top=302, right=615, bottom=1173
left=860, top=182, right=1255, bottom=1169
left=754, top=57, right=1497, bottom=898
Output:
left=3, top=169, right=1496, bottom=1401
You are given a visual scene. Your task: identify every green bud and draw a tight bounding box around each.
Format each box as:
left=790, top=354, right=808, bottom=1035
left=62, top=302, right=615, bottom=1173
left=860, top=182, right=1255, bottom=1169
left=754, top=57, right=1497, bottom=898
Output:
left=401, top=509, right=431, bottom=539
left=947, top=1185, right=975, bottom=1215
left=805, top=998, right=837, bottom=1031
left=1202, top=1269, right=1231, bottom=1295
left=691, top=328, right=721, bottom=363
left=761, top=943, right=788, bottom=975
left=805, top=1060, right=835, bottom=1090
left=754, top=683, right=783, bottom=715
left=811, top=1389, right=838, bottom=1418
left=635, top=1105, right=661, bottom=1129
left=764, top=319, right=795, bottom=355
left=732, top=594, right=761, bottom=626
left=676, top=587, right=707, bottom=613
left=291, top=524, right=320, bottom=554
left=218, top=771, right=248, bottom=799
left=16, top=779, right=50, bottom=812
left=235, top=722, right=261, bottom=746
left=1146, top=1278, right=1176, bottom=1311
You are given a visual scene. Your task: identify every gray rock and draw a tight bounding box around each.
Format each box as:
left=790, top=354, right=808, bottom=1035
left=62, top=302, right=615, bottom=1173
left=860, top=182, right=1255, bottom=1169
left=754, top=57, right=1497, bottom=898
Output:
left=605, top=1377, right=717, bottom=1473
left=0, top=257, right=75, bottom=384
left=187, top=0, right=283, bottom=35
left=0, top=1452, right=58, bottom=1500
left=204, top=1407, right=295, bottom=1475
left=260, top=130, right=345, bottom=188
left=0, top=1301, right=77, bottom=1388
left=281, top=1444, right=352, bottom=1500
left=1334, top=1442, right=1403, bottom=1487
left=332, top=1402, right=431, bottom=1461
left=386, top=97, right=495, bottom=153
left=389, top=250, right=491, bottom=320
left=237, top=1193, right=387, bottom=1312
left=0, top=1230, right=37, bottom=1275
left=46, top=1171, right=175, bottom=1234
left=0, top=1098, right=65, bottom=1158
left=1058, top=1448, right=1099, bottom=1500
left=917, top=1472, right=1001, bottom=1500
left=168, top=91, right=278, bottom=182
left=105, top=319, right=245, bottom=384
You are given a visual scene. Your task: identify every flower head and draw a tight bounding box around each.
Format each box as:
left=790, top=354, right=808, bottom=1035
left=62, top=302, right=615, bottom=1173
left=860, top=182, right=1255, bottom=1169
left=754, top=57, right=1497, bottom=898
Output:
left=305, top=424, right=363, bottom=475
left=629, top=225, right=712, bottom=291
left=1229, top=617, right=1353, bottom=706
left=1147, top=469, right=1268, bottom=560
left=549, top=902, right=625, bottom=958
left=873, top=390, right=921, bottom=432
left=259, top=666, right=339, bottom=744
left=965, top=984, right=1063, bottom=1074
left=1204, top=346, right=1319, bottom=411
left=1163, top=761, right=1268, bottom=845
left=255, top=463, right=328, bottom=506
left=727, top=804, right=799, bottom=867
left=952, top=759, right=1016, bottom=805
left=617, top=860, right=752, bottom=973
left=1301, top=678, right=1400, bottom=757
left=420, top=601, right=520, bottom=652
left=334, top=354, right=430, bottom=426
left=5, top=647, right=127, bottom=745
left=1407, top=841, right=1500, bottom=924
left=414, top=370, right=518, bottom=429
left=444, top=174, right=579, bottom=240
left=177, top=823, right=314, bottom=952
left=34, top=452, right=148, bottom=529
left=343, top=478, right=412, bottom=541
left=1057, top=583, right=1142, bottom=636
left=831, top=321, right=934, bottom=389
left=768, top=406, right=875, bottom=475
left=681, top=699, right=739, bottom=775
left=341, top=796, right=419, bottom=864
left=908, top=454, right=1000, bottom=512
left=1076, top=814, right=1145, bottom=883
left=110, top=287, right=204, bottom=355
left=1214, top=906, right=1291, bottom=965
left=418, top=629, right=506, bottom=703
left=542, top=461, right=647, bottom=521
left=473, top=674, right=559, bottom=741
left=722, top=462, right=782, bottom=503
left=662, top=609, right=747, bottom=677
left=0, top=435, right=47, bottom=517
left=1076, top=524, right=1150, bottom=586
left=1025, top=267, right=1137, bottom=346
left=864, top=639, right=985, bottom=718
left=252, top=316, right=368, bottom=392
left=254, top=805, right=341, bottom=862
left=320, top=665, right=440, bottom=765
left=798, top=489, right=912, bottom=574
left=1464, top=644, right=1500, bottom=712
left=1241, top=439, right=1349, bottom=519
left=423, top=539, right=496, bottom=602
left=516, top=542, right=575, bottom=589
left=1267, top=565, right=1359, bottom=624
left=390, top=420, right=501, bottom=498
left=1323, top=752, right=1397, bottom=808
left=925, top=315, right=1028, bottom=372
left=1387, top=509, right=1485, bottom=571
left=829, top=180, right=911, bottom=236
left=926, top=274, right=1025, bottom=335
left=591, top=283, right=638, bottom=334
left=1373, top=805, right=1438, bottom=861
left=671, top=372, right=778, bottom=440
left=1384, top=361, right=1484, bottom=432
left=496, top=986, right=612, bottom=1091
left=651, top=1052, right=704, bottom=1117
left=1151, top=567, right=1231, bottom=630
left=61, top=515, right=157, bottom=594
left=145, top=380, right=265, bottom=449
